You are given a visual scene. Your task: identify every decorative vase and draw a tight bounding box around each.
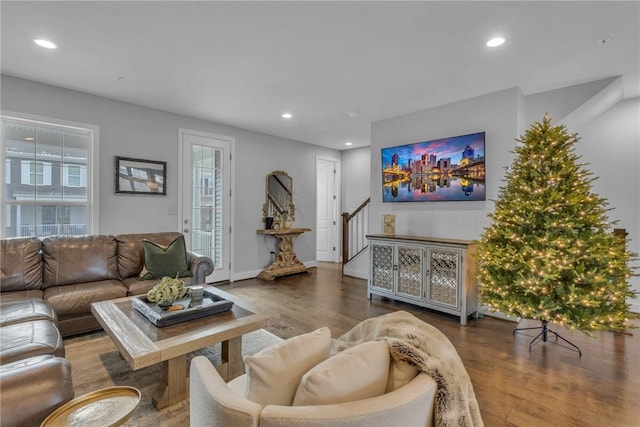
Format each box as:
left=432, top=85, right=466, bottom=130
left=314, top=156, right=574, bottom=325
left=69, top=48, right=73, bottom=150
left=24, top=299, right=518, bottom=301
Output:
left=265, top=217, right=274, bottom=229
left=189, top=285, right=204, bottom=305
left=382, top=214, right=395, bottom=235
left=283, top=219, right=294, bottom=229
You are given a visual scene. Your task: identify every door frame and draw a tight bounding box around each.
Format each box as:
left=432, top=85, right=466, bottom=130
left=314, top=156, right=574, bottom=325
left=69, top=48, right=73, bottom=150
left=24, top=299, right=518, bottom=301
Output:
left=178, top=128, right=235, bottom=283
left=315, top=156, right=341, bottom=263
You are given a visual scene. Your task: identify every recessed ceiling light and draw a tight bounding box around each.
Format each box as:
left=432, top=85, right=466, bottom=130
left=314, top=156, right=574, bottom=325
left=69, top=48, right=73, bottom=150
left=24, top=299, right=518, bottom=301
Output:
left=486, top=37, right=505, bottom=47
left=34, top=39, right=57, bottom=49
left=281, top=113, right=292, bottom=119
left=345, top=141, right=353, bottom=146
left=24, top=137, right=35, bottom=141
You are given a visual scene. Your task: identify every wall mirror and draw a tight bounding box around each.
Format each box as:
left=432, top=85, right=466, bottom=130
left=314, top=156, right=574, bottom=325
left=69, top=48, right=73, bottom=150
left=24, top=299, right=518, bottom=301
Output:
left=263, top=170, right=295, bottom=228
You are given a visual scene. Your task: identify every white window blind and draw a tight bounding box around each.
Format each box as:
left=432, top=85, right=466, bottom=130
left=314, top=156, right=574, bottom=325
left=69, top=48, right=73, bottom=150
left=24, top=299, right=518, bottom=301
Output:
left=1, top=114, right=98, bottom=238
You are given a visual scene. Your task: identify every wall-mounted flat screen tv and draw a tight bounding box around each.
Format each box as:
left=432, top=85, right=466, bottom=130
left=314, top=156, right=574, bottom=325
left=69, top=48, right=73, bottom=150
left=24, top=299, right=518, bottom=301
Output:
left=381, top=131, right=486, bottom=202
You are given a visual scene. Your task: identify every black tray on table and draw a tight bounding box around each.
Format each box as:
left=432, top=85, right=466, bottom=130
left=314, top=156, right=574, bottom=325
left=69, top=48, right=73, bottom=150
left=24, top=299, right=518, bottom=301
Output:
left=131, top=290, right=234, bottom=327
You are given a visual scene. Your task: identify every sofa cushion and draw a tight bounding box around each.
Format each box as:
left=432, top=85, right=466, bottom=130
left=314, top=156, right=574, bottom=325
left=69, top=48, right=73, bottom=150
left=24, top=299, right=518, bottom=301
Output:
left=140, top=234, right=192, bottom=280
left=292, top=340, right=390, bottom=406
left=0, top=355, right=74, bottom=427
left=43, top=280, right=128, bottom=317
left=0, top=299, right=57, bottom=327
left=116, top=232, right=183, bottom=279
left=0, top=237, right=42, bottom=292
left=122, top=276, right=193, bottom=297
left=0, top=320, right=65, bottom=364
left=0, top=290, right=44, bottom=303
left=42, top=235, right=118, bottom=287
left=243, top=326, right=331, bottom=406
left=56, top=314, right=102, bottom=337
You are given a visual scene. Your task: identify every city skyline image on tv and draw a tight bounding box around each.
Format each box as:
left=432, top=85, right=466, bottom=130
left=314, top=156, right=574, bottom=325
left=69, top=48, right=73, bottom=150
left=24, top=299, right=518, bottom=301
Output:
left=381, top=131, right=486, bottom=202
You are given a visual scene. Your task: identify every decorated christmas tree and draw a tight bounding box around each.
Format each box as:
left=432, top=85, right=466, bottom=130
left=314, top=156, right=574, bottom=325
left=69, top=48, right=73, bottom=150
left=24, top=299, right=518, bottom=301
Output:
left=477, top=115, right=637, bottom=334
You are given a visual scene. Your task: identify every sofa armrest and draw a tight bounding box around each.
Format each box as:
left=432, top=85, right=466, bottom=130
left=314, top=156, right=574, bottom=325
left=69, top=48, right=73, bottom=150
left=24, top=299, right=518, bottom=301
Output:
left=260, top=372, right=436, bottom=427
left=187, top=251, right=214, bottom=284
left=0, top=355, right=74, bottom=427
left=190, top=356, right=262, bottom=427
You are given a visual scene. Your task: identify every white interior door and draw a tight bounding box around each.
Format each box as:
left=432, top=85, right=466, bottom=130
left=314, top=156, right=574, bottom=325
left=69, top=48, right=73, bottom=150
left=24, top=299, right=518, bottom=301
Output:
left=179, top=129, right=233, bottom=283
left=316, top=157, right=339, bottom=262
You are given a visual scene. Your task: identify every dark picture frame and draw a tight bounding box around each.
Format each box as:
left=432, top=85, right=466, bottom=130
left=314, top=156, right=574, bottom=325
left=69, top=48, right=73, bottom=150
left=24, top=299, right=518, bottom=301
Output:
left=115, top=156, right=167, bottom=195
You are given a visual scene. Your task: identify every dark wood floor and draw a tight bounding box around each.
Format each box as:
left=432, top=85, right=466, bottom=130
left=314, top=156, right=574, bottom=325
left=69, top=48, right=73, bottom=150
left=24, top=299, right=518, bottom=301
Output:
left=218, top=262, right=640, bottom=427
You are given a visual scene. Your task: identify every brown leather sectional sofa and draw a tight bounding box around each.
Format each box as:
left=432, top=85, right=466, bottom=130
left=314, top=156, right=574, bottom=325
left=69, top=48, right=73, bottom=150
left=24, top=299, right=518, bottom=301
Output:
left=0, top=232, right=214, bottom=427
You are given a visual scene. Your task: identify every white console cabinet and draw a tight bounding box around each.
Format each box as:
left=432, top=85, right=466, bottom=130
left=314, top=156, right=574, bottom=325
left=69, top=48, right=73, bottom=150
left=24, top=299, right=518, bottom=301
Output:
left=367, top=234, right=479, bottom=325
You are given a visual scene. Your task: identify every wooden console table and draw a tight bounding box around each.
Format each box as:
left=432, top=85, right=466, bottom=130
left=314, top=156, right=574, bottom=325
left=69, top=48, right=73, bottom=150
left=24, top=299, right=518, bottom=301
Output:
left=257, top=228, right=312, bottom=280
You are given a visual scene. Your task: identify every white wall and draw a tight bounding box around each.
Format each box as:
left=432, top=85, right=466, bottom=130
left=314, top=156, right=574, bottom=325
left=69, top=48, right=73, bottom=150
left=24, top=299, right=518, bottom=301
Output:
left=370, top=87, right=523, bottom=240
left=370, top=84, right=640, bottom=312
left=525, top=77, right=618, bottom=126
left=341, top=146, right=372, bottom=279
left=341, top=146, right=371, bottom=213
left=574, top=98, right=640, bottom=311
left=1, top=75, right=340, bottom=279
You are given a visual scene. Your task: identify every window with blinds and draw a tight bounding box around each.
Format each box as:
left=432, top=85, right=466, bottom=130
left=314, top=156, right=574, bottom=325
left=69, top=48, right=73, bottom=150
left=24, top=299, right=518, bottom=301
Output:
left=1, top=115, right=96, bottom=238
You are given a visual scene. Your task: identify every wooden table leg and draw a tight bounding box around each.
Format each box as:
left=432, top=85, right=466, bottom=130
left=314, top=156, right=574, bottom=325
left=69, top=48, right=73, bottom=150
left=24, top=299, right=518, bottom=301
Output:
left=152, top=354, right=187, bottom=410
left=215, top=336, right=243, bottom=380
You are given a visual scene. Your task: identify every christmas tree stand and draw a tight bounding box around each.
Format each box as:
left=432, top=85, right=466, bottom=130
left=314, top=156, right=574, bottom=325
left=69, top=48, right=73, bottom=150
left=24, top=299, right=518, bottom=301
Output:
left=513, top=320, right=582, bottom=356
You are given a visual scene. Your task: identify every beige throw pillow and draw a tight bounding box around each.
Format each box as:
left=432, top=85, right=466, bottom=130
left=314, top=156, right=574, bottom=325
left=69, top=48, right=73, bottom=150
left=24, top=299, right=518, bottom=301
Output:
left=243, top=326, right=331, bottom=406
left=292, top=340, right=390, bottom=406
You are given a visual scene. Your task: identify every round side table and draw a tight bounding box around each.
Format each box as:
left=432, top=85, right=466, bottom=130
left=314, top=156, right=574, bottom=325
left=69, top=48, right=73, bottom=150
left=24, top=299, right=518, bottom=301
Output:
left=41, top=386, right=141, bottom=427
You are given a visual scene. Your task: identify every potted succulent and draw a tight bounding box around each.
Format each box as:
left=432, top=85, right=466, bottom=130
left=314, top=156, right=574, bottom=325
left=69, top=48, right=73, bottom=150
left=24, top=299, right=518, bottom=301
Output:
left=147, top=275, right=189, bottom=308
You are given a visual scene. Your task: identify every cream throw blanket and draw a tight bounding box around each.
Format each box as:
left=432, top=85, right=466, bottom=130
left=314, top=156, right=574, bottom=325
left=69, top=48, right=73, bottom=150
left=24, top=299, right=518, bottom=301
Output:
left=331, top=311, right=483, bottom=427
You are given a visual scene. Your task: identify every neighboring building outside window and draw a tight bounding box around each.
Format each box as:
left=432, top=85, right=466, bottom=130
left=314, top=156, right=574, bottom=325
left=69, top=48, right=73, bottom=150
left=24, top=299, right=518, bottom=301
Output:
left=32, top=161, right=44, bottom=185
left=21, top=161, right=51, bottom=186
left=1, top=114, right=99, bottom=238
left=64, top=164, right=84, bottom=187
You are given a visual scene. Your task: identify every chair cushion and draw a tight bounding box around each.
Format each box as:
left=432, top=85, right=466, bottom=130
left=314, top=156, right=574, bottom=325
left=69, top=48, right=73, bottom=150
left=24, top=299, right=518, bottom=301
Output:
left=140, top=235, right=192, bottom=280
left=226, top=374, right=246, bottom=395
left=293, top=340, right=390, bottom=406
left=243, top=327, right=331, bottom=406
left=386, top=359, right=420, bottom=392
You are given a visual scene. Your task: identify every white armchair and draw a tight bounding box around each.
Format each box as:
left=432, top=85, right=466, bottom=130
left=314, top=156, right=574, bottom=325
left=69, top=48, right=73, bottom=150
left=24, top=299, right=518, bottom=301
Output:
left=190, top=355, right=436, bottom=427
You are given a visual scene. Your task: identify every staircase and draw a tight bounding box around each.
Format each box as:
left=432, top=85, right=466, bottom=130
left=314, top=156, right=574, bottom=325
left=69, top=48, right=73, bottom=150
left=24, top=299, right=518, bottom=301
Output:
left=341, top=197, right=370, bottom=275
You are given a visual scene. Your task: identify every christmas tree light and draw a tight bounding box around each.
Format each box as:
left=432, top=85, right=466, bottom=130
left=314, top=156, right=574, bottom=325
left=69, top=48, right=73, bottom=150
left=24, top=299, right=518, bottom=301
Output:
left=477, top=115, right=638, bottom=336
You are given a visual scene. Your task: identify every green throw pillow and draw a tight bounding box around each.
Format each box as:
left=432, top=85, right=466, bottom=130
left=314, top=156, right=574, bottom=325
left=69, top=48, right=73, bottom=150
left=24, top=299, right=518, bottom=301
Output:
left=140, top=235, right=192, bottom=280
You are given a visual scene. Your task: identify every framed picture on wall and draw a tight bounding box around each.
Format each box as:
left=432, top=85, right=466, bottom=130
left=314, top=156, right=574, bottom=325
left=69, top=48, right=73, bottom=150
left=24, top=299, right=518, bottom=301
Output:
left=115, top=156, right=166, bottom=195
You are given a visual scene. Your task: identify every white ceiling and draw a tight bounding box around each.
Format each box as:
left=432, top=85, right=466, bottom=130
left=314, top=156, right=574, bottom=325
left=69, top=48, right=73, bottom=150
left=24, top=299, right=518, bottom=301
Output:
left=1, top=1, right=638, bottom=151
